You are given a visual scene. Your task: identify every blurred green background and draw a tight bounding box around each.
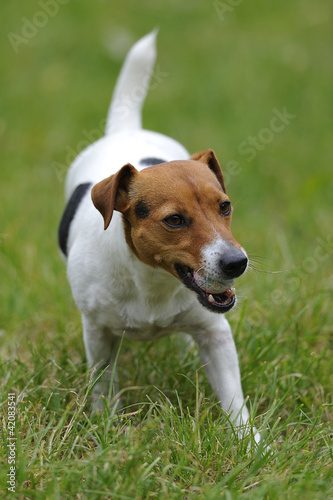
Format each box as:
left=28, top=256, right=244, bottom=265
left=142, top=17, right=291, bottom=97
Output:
left=0, top=0, right=332, bottom=358
left=0, top=1, right=332, bottom=497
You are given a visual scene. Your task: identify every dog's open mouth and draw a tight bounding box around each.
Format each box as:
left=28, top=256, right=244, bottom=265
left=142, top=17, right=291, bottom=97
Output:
left=175, top=265, right=236, bottom=313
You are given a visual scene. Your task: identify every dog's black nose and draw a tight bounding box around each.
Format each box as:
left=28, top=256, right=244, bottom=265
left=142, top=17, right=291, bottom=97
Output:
left=219, top=251, right=248, bottom=279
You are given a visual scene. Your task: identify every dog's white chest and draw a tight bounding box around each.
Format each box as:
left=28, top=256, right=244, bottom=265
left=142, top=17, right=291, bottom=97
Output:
left=67, top=225, right=197, bottom=340
left=94, top=275, right=196, bottom=340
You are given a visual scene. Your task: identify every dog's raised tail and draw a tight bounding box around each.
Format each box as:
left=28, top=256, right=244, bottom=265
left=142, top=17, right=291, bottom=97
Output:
left=105, top=30, right=158, bottom=135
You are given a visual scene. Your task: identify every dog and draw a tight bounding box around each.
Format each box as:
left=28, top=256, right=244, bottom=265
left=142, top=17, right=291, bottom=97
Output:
left=58, top=31, right=259, bottom=443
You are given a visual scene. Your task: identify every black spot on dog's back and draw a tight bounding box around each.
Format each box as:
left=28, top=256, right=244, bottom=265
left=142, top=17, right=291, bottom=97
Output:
left=134, top=200, right=150, bottom=219
left=139, top=157, right=166, bottom=167
left=58, top=183, right=92, bottom=256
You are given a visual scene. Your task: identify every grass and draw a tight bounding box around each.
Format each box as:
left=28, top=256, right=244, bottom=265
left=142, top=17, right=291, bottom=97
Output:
left=1, top=0, right=332, bottom=498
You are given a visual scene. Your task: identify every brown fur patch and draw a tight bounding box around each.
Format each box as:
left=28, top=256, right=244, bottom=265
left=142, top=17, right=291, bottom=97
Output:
left=91, top=151, right=243, bottom=282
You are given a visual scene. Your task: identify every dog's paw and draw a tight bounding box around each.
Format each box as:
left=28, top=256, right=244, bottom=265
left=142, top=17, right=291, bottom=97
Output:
left=247, top=430, right=273, bottom=457
left=91, top=391, right=122, bottom=415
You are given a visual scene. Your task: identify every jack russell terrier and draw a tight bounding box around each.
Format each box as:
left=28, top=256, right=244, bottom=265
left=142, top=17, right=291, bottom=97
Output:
left=58, top=31, right=259, bottom=443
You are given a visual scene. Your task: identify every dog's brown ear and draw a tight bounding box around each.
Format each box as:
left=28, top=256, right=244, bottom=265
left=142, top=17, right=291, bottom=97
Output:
left=91, top=163, right=137, bottom=230
left=191, top=149, right=226, bottom=193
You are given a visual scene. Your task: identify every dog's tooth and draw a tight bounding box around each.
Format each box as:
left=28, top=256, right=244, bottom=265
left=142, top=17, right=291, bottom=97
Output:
left=225, top=287, right=236, bottom=298
left=208, top=294, right=215, bottom=303
left=187, top=272, right=192, bottom=279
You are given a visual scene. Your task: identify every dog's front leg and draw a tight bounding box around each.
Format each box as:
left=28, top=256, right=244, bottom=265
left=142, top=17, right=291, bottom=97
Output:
left=82, top=315, right=121, bottom=412
left=193, top=319, right=258, bottom=441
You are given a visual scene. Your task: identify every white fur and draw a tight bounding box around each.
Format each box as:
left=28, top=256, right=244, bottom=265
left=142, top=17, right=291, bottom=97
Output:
left=202, top=238, right=248, bottom=279
left=61, top=31, right=258, bottom=441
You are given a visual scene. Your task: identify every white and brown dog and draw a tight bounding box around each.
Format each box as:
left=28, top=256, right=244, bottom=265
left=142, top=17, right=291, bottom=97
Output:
left=59, top=31, right=259, bottom=442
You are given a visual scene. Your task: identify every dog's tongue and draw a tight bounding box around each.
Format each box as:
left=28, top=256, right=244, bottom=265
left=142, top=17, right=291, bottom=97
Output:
left=193, top=271, right=234, bottom=294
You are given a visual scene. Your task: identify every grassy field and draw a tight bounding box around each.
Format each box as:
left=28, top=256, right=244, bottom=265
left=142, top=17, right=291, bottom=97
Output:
left=1, top=0, right=332, bottom=498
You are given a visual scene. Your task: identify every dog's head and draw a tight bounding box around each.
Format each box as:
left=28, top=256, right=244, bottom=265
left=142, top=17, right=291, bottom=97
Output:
left=91, top=149, right=247, bottom=313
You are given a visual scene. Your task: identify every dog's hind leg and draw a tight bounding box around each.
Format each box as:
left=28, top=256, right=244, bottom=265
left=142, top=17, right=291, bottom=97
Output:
left=82, top=315, right=121, bottom=412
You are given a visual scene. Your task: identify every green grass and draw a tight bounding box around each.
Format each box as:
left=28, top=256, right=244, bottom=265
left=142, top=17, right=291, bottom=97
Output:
left=1, top=0, right=332, bottom=498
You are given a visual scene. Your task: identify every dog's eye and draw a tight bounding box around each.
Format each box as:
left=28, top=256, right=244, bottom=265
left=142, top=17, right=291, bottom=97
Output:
left=163, top=214, right=187, bottom=228
left=220, top=201, right=231, bottom=216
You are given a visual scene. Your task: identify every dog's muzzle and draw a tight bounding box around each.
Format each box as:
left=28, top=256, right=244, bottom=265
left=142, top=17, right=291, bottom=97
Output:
left=175, top=250, right=247, bottom=313
left=175, top=265, right=236, bottom=313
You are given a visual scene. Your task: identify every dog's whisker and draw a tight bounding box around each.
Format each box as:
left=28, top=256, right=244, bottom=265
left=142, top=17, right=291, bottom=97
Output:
left=248, top=264, right=285, bottom=274
left=248, top=257, right=267, bottom=265
left=194, top=265, right=205, bottom=274
left=246, top=250, right=270, bottom=264
left=247, top=256, right=285, bottom=274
